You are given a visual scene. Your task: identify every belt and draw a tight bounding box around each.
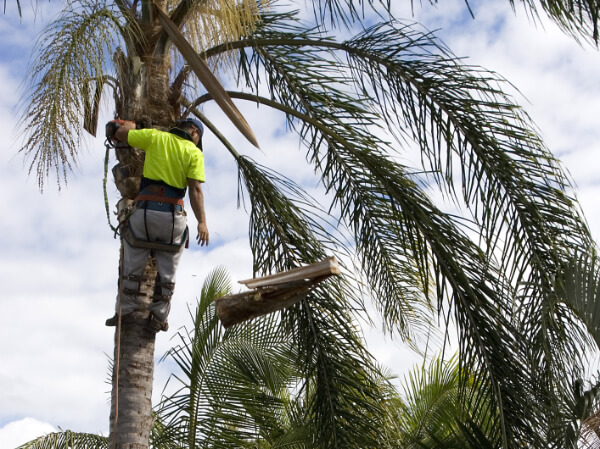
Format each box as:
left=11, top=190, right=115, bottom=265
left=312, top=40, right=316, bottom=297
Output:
left=136, top=200, right=184, bottom=213
left=136, top=194, right=184, bottom=206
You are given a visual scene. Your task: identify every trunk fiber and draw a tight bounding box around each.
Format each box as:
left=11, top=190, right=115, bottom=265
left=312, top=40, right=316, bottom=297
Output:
left=108, top=51, right=176, bottom=448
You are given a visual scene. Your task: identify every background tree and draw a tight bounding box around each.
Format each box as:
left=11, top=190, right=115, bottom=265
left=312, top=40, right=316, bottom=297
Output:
left=19, top=268, right=400, bottom=449
left=16, top=0, right=600, bottom=448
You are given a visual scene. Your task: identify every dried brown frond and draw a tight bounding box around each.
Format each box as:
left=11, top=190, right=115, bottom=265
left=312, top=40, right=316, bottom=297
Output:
left=169, top=0, right=267, bottom=75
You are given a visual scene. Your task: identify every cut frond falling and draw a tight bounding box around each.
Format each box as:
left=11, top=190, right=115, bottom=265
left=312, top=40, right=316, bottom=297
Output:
left=18, top=0, right=137, bottom=190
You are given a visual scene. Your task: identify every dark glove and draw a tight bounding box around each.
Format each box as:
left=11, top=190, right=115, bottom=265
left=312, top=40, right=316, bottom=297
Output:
left=105, top=119, right=123, bottom=144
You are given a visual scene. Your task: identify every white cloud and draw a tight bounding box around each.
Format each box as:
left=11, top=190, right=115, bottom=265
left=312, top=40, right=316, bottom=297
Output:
left=0, top=418, right=56, bottom=449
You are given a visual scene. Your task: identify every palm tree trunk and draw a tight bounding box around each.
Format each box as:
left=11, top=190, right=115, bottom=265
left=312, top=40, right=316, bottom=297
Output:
left=108, top=255, right=160, bottom=448
left=108, top=50, right=178, bottom=447
left=109, top=311, right=156, bottom=448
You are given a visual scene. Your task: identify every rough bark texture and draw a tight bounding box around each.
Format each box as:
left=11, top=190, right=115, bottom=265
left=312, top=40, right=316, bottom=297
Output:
left=109, top=314, right=156, bottom=448
left=109, top=257, right=160, bottom=449
left=108, top=46, right=180, bottom=448
left=216, top=282, right=314, bottom=328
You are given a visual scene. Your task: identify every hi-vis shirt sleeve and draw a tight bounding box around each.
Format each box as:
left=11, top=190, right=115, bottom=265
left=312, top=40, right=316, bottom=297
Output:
left=187, top=150, right=205, bottom=183
left=127, top=128, right=155, bottom=149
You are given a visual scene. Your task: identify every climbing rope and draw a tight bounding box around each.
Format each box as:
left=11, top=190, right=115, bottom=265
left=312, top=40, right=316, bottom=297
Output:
left=103, top=137, right=122, bottom=448
left=112, top=245, right=124, bottom=449
left=104, top=140, right=119, bottom=235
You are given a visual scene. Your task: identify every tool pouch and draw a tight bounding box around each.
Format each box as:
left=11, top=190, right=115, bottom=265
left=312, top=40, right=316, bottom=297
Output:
left=122, top=222, right=189, bottom=252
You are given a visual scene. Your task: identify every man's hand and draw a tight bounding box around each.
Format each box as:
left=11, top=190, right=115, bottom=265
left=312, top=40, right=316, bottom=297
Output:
left=188, top=178, right=209, bottom=247
left=197, top=222, right=209, bottom=246
left=114, top=120, right=136, bottom=143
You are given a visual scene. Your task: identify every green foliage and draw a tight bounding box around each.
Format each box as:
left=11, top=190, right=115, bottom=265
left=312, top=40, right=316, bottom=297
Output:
left=16, top=430, right=108, bottom=449
left=18, top=0, right=138, bottom=190
left=154, top=267, right=397, bottom=449
left=396, top=355, right=499, bottom=448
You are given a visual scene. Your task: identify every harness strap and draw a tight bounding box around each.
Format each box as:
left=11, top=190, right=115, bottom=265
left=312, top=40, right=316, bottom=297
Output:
left=136, top=194, right=184, bottom=206
left=170, top=209, right=175, bottom=245
left=121, top=274, right=144, bottom=282
left=152, top=294, right=173, bottom=303
left=144, top=207, right=151, bottom=242
left=120, top=274, right=144, bottom=297
left=122, top=288, right=145, bottom=296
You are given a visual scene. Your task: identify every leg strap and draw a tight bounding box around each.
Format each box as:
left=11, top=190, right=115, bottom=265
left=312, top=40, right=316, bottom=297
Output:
left=120, top=274, right=144, bottom=297
left=152, top=274, right=174, bottom=303
left=152, top=294, right=173, bottom=303
left=122, top=288, right=143, bottom=296
left=121, top=274, right=144, bottom=283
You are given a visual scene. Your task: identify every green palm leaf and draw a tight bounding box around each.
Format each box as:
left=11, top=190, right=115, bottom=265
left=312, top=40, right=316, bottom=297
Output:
left=16, top=430, right=108, bottom=449
left=203, top=11, right=590, bottom=446
left=18, top=0, right=138, bottom=190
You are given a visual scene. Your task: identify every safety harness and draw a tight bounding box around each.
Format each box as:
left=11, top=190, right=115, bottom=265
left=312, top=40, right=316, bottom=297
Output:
left=121, top=181, right=190, bottom=253
left=120, top=124, right=198, bottom=253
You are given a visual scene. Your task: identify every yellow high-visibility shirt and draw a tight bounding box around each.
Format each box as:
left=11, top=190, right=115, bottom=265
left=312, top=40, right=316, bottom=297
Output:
left=128, top=128, right=205, bottom=189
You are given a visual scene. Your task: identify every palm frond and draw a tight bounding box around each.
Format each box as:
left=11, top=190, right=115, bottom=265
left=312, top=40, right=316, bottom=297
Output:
left=282, top=283, right=398, bottom=448
left=157, top=266, right=230, bottom=448
left=397, top=355, right=500, bottom=448
left=214, top=14, right=596, bottom=445
left=155, top=4, right=259, bottom=147
left=234, top=157, right=399, bottom=448
left=510, top=0, right=600, bottom=44
left=4, top=0, right=22, bottom=15
left=226, top=24, right=439, bottom=343
left=580, top=402, right=600, bottom=448
left=306, top=0, right=393, bottom=29
left=235, top=156, right=332, bottom=273
left=355, top=24, right=598, bottom=443
left=17, top=0, right=136, bottom=190
left=16, top=430, right=108, bottom=449
left=555, top=252, right=600, bottom=349
left=157, top=267, right=307, bottom=448
left=170, top=0, right=266, bottom=53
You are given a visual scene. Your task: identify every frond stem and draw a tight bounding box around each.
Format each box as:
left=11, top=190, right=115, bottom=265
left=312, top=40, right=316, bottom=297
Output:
left=181, top=97, right=241, bottom=160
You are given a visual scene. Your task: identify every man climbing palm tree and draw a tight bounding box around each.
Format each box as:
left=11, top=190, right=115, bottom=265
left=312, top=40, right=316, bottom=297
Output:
left=105, top=118, right=209, bottom=332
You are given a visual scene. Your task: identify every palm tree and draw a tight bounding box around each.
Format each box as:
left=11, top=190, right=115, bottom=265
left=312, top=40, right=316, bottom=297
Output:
left=393, top=355, right=498, bottom=448
left=16, top=0, right=600, bottom=448
left=19, top=267, right=399, bottom=449
left=155, top=266, right=398, bottom=448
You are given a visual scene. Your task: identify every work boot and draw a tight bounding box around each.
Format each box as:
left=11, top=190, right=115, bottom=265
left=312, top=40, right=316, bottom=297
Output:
left=105, top=314, right=119, bottom=326
left=149, top=314, right=169, bottom=332
left=105, top=313, right=132, bottom=326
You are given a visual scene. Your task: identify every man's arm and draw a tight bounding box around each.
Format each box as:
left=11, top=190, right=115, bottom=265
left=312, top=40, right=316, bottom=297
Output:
left=114, top=120, right=137, bottom=143
left=188, top=178, right=209, bottom=246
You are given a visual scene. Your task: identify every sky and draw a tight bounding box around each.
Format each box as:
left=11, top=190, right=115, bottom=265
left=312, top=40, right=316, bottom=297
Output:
left=1, top=0, right=600, bottom=447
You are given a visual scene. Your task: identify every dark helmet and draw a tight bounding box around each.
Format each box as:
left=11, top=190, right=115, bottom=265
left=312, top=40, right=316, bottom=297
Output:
left=176, top=117, right=204, bottom=150
left=182, top=118, right=204, bottom=136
